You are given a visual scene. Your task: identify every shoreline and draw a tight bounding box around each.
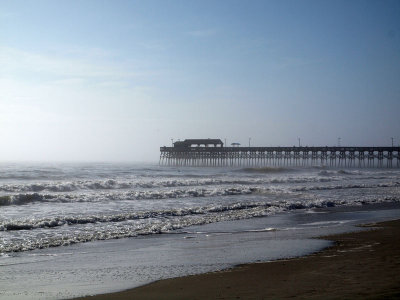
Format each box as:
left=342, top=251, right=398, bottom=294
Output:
left=73, top=218, right=400, bottom=300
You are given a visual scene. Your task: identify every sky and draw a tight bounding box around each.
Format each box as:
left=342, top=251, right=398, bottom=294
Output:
left=1, top=0, right=399, bottom=162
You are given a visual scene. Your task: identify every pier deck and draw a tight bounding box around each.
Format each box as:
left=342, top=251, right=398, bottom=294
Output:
left=160, top=144, right=400, bottom=168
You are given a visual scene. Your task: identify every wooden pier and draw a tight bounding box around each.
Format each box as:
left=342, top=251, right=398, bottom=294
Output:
left=160, top=139, right=400, bottom=168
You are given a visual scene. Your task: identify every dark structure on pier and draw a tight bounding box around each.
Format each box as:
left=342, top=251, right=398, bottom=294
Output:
left=173, top=139, right=224, bottom=148
left=160, top=139, right=400, bottom=168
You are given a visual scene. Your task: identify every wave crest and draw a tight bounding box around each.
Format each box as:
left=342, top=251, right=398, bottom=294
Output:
left=240, top=167, right=290, bottom=173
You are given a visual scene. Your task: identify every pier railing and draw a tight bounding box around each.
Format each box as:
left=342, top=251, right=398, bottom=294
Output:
left=159, top=146, right=400, bottom=168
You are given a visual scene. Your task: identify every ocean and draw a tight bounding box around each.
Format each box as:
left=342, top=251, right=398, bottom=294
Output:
left=1, top=162, right=400, bottom=299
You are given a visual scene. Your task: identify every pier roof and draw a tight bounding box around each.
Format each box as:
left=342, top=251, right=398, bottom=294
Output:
left=174, top=139, right=223, bottom=147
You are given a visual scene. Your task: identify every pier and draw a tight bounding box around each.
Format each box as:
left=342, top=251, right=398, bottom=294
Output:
left=160, top=139, right=400, bottom=168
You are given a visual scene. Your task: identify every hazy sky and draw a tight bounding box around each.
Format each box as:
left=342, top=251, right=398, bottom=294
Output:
left=1, top=0, right=399, bottom=162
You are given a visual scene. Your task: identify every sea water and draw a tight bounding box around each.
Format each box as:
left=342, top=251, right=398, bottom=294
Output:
left=1, top=163, right=400, bottom=299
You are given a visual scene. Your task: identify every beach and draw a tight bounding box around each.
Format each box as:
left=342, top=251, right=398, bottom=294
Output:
left=75, top=219, right=400, bottom=300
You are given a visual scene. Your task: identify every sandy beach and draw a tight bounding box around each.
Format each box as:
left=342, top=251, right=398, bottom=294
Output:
left=74, top=219, right=400, bottom=300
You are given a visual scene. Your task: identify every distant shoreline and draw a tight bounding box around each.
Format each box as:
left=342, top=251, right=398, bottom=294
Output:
left=73, top=218, right=400, bottom=300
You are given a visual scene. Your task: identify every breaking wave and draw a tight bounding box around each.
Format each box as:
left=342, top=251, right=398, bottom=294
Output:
left=0, top=187, right=259, bottom=206
left=240, top=167, right=290, bottom=173
left=0, top=202, right=266, bottom=232
left=292, top=181, right=400, bottom=192
left=1, top=179, right=399, bottom=207
left=0, top=176, right=339, bottom=194
left=0, top=193, right=54, bottom=206
left=1, top=194, right=399, bottom=253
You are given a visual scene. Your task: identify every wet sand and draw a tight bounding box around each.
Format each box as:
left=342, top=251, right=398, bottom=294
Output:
left=75, top=219, right=400, bottom=300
